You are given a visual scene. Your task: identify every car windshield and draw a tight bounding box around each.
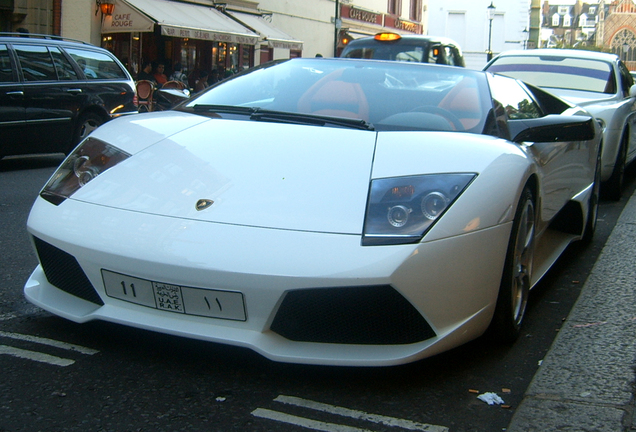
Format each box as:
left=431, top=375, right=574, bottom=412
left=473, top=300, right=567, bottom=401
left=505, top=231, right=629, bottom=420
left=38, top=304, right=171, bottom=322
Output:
left=182, top=58, right=490, bottom=133
left=487, top=55, right=616, bottom=94
left=342, top=42, right=432, bottom=62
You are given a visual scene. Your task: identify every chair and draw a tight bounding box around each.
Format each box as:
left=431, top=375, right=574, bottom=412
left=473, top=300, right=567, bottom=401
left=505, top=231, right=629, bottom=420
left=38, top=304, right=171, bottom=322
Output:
left=136, top=80, right=155, bottom=112
left=162, top=80, right=187, bottom=90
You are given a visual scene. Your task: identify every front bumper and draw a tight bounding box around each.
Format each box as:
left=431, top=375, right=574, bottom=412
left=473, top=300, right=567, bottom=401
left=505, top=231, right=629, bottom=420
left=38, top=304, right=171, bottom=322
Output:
left=25, top=197, right=511, bottom=366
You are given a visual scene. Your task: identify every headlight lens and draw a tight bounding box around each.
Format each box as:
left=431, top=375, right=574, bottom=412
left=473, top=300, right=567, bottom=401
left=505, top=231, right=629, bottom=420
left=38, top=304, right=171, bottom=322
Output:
left=362, top=173, right=476, bottom=246
left=40, top=138, right=130, bottom=205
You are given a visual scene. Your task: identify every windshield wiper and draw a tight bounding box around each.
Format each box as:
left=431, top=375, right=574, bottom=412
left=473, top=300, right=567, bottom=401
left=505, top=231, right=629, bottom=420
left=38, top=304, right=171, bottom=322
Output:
left=189, top=105, right=374, bottom=130
left=190, top=104, right=258, bottom=115
left=251, top=109, right=374, bottom=131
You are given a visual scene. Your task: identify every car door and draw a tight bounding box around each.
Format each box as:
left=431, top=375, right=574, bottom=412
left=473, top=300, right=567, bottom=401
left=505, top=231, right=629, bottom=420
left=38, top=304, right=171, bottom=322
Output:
left=0, top=43, right=26, bottom=157
left=13, top=43, right=80, bottom=154
left=488, top=74, right=592, bottom=223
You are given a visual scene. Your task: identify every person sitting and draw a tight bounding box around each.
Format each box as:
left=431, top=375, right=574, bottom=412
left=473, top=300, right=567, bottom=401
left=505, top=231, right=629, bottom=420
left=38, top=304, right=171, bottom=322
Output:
left=137, top=61, right=155, bottom=83
left=169, top=62, right=189, bottom=87
left=195, top=70, right=209, bottom=93
left=77, top=59, right=97, bottom=78
left=153, top=62, right=168, bottom=87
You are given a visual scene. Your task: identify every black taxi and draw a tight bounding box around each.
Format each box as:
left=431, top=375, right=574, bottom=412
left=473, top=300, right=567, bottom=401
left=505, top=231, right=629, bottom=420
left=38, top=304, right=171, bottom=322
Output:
left=340, top=32, right=465, bottom=67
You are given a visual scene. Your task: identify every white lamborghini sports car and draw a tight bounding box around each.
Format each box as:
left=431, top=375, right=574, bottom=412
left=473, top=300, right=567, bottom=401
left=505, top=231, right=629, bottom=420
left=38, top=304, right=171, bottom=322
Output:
left=25, top=58, right=601, bottom=366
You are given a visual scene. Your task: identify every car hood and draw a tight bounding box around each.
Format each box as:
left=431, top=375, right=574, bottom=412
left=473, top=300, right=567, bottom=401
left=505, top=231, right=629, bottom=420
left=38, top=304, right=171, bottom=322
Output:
left=74, top=112, right=511, bottom=235
left=541, top=87, right=614, bottom=106
left=75, top=114, right=376, bottom=235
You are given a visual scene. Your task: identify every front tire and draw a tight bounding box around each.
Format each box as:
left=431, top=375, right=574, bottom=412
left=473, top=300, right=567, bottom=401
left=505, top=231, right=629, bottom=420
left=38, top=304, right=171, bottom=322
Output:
left=489, top=186, right=535, bottom=343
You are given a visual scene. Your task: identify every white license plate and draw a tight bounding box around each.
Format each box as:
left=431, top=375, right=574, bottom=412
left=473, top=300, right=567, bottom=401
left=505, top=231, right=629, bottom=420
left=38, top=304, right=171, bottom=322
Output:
left=101, top=270, right=246, bottom=321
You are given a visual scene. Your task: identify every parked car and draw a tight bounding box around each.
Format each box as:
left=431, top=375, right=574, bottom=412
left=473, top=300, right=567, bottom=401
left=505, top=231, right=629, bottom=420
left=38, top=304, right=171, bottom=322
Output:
left=484, top=49, right=636, bottom=200
left=25, top=58, right=600, bottom=366
left=0, top=33, right=137, bottom=159
left=340, top=32, right=465, bottom=67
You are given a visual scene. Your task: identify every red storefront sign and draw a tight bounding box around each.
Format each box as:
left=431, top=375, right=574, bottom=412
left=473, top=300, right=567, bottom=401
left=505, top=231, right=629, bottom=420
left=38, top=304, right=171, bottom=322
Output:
left=341, top=5, right=382, bottom=26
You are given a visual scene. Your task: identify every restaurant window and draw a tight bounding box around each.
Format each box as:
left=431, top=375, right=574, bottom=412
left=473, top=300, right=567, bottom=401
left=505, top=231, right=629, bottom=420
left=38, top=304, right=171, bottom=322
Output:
left=410, top=0, right=422, bottom=21
left=217, top=42, right=227, bottom=68
left=241, top=45, right=253, bottom=71
left=388, top=0, right=402, bottom=16
left=228, top=43, right=239, bottom=73
left=180, top=43, right=196, bottom=80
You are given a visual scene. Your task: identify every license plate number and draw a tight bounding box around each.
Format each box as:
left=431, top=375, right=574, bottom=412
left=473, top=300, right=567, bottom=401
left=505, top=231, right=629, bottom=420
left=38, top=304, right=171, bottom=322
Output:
left=102, top=270, right=246, bottom=321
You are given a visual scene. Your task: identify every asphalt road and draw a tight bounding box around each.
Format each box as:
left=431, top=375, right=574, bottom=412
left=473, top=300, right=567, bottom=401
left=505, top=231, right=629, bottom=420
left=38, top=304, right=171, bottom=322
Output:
left=1, top=153, right=634, bottom=432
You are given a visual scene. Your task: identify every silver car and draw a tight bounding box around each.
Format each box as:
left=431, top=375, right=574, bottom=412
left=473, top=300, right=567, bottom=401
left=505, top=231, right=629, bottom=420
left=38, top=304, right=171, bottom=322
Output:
left=485, top=49, right=636, bottom=200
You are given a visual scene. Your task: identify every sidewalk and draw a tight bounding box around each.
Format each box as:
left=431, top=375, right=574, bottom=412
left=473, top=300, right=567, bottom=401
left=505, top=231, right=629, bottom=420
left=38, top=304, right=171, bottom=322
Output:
left=507, top=191, right=636, bottom=431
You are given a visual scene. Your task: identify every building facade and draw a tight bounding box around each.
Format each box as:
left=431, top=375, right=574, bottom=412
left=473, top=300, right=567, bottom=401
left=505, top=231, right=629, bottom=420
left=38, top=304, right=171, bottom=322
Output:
left=599, top=0, right=636, bottom=69
left=1, top=0, right=429, bottom=81
left=538, top=0, right=636, bottom=69
left=1, top=0, right=59, bottom=34
left=427, top=0, right=533, bottom=70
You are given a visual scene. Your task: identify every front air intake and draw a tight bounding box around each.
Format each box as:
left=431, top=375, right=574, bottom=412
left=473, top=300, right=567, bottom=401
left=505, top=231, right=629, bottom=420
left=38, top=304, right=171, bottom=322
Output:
left=33, top=237, right=104, bottom=306
left=271, top=285, right=435, bottom=345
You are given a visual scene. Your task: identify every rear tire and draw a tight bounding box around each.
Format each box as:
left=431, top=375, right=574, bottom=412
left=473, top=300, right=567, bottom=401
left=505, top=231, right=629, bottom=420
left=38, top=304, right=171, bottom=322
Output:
left=489, top=186, right=535, bottom=343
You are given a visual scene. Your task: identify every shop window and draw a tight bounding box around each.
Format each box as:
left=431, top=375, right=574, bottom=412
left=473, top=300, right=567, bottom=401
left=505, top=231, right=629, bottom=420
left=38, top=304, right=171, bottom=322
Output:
left=241, top=45, right=253, bottom=70
left=388, top=0, right=402, bottom=16
left=410, top=0, right=422, bottom=21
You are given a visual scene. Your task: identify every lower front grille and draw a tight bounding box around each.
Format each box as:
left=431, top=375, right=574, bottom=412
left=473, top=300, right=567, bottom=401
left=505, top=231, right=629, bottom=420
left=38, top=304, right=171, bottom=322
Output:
left=270, top=285, right=435, bottom=345
left=33, top=237, right=104, bottom=306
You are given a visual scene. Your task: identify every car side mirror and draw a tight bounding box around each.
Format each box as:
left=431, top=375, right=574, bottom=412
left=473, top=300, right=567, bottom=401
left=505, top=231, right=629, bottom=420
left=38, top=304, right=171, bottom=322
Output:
left=629, top=84, right=636, bottom=98
left=509, top=115, right=596, bottom=143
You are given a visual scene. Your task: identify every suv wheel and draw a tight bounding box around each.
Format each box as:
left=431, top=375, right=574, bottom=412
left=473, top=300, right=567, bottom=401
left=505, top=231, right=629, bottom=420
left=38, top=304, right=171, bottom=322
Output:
left=71, top=112, right=104, bottom=152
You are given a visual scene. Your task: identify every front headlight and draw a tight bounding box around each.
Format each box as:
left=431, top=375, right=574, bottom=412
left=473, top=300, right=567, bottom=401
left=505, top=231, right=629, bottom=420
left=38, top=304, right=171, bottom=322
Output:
left=362, top=173, right=476, bottom=246
left=40, top=138, right=130, bottom=205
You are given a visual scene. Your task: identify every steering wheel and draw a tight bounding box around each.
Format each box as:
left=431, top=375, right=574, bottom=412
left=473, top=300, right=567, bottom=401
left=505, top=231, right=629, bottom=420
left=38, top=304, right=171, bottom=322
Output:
left=410, top=106, right=464, bottom=131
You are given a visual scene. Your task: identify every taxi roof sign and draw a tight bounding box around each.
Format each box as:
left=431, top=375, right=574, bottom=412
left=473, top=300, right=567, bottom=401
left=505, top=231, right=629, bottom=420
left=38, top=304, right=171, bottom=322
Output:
left=374, top=32, right=402, bottom=42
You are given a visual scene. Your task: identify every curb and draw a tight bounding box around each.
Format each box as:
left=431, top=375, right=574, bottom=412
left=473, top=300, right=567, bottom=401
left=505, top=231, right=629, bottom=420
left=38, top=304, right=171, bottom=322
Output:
left=507, top=193, right=636, bottom=431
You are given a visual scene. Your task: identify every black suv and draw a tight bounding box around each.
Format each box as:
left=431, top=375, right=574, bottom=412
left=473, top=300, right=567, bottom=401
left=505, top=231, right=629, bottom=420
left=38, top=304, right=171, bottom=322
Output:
left=0, top=33, right=137, bottom=159
left=340, top=33, right=465, bottom=67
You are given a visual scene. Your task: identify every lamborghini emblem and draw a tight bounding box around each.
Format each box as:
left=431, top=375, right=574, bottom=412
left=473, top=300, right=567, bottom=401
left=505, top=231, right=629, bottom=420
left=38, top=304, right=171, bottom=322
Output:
left=195, top=199, right=214, bottom=211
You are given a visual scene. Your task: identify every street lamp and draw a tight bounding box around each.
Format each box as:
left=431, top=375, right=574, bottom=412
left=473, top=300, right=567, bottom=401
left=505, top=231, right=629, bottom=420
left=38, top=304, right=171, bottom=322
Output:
left=487, top=2, right=496, bottom=62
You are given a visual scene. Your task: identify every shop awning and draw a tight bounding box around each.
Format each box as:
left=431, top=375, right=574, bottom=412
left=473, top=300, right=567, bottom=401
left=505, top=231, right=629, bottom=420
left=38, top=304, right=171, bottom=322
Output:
left=104, top=0, right=259, bottom=44
left=226, top=11, right=303, bottom=50
left=101, top=1, right=155, bottom=33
